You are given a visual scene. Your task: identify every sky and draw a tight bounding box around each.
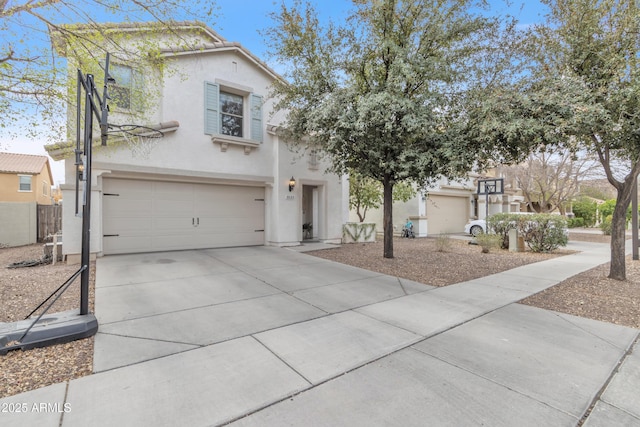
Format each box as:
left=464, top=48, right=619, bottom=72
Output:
left=1, top=0, right=548, bottom=186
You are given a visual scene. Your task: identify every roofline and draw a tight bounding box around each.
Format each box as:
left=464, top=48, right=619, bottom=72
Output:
left=49, top=20, right=226, bottom=56
left=162, top=42, right=284, bottom=83
left=0, top=153, right=54, bottom=183
left=48, top=20, right=284, bottom=83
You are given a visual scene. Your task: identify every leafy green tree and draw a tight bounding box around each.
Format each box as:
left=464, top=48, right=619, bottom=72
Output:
left=0, top=0, right=215, bottom=142
left=265, top=0, right=508, bottom=258
left=349, top=170, right=415, bottom=222
left=469, top=0, right=640, bottom=280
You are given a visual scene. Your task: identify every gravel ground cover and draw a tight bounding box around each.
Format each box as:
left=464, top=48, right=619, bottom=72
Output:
left=1, top=231, right=638, bottom=398
left=0, top=245, right=95, bottom=398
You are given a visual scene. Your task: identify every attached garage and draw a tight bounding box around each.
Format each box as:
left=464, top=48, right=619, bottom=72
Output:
left=102, top=178, right=265, bottom=254
left=426, top=194, right=470, bottom=235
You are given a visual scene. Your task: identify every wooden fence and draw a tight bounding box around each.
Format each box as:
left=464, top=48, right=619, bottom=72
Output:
left=37, top=204, right=62, bottom=242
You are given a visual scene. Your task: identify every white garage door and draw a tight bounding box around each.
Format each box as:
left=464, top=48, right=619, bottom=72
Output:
left=102, top=179, right=265, bottom=254
left=427, top=195, right=470, bottom=235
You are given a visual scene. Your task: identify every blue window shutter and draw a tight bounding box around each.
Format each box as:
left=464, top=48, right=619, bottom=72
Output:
left=204, top=82, right=219, bottom=135
left=250, top=93, right=263, bottom=142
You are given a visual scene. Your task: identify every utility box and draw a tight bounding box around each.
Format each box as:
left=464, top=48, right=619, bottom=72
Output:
left=508, top=229, right=517, bottom=252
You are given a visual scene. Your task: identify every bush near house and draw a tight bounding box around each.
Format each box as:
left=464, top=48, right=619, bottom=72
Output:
left=519, top=214, right=569, bottom=253
left=486, top=213, right=568, bottom=253
left=567, top=217, right=585, bottom=228
left=598, top=198, right=640, bottom=228
left=572, top=197, right=598, bottom=227
left=601, top=215, right=612, bottom=236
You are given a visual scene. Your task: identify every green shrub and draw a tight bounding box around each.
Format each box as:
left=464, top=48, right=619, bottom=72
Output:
left=567, top=217, right=585, bottom=228
left=600, top=215, right=612, bottom=235
left=519, top=214, right=568, bottom=252
left=599, top=199, right=616, bottom=222
left=486, top=213, right=530, bottom=249
left=487, top=212, right=569, bottom=253
left=572, top=197, right=598, bottom=227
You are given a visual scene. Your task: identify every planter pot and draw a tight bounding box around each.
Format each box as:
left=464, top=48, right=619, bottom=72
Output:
left=343, top=222, right=376, bottom=243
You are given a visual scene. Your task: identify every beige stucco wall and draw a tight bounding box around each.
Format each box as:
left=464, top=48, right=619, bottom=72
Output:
left=0, top=202, right=37, bottom=246
left=0, top=170, right=53, bottom=205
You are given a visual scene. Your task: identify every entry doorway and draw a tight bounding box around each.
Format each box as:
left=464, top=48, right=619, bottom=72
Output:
left=302, top=185, right=319, bottom=241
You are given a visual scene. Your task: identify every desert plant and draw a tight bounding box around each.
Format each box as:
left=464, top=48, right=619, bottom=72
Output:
left=434, top=234, right=452, bottom=252
left=475, top=233, right=501, bottom=253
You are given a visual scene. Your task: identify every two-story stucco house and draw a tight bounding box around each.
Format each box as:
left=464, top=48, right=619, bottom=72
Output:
left=46, top=21, right=347, bottom=262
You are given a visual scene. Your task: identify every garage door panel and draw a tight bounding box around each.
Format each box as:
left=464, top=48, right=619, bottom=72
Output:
left=103, top=195, right=152, bottom=215
left=153, top=217, right=195, bottom=234
left=152, top=200, right=191, bottom=217
left=104, top=217, right=153, bottom=235
left=428, top=195, right=470, bottom=235
left=103, top=178, right=265, bottom=254
left=197, top=217, right=263, bottom=232
left=104, top=179, right=152, bottom=197
left=103, top=236, right=153, bottom=254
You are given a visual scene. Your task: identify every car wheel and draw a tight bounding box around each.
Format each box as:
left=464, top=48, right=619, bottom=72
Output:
left=470, top=225, right=483, bottom=237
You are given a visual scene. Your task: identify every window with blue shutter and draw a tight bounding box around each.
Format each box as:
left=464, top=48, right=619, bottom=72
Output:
left=205, top=81, right=263, bottom=144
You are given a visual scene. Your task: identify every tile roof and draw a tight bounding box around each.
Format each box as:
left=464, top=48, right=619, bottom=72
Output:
left=0, top=152, right=52, bottom=181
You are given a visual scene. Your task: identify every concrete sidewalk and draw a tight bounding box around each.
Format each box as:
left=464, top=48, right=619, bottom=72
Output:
left=1, top=240, right=638, bottom=426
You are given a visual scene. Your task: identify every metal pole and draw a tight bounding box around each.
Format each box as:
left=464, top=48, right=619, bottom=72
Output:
left=633, top=177, right=638, bottom=260
left=485, top=192, right=489, bottom=220
left=100, top=53, right=111, bottom=145
left=80, top=74, right=94, bottom=315
left=75, top=70, right=82, bottom=216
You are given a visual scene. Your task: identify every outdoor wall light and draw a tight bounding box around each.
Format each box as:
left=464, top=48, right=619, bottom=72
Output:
left=289, top=176, right=296, bottom=192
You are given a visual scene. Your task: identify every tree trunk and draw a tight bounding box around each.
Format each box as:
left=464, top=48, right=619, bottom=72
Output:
left=383, top=174, right=394, bottom=258
left=609, top=194, right=630, bottom=280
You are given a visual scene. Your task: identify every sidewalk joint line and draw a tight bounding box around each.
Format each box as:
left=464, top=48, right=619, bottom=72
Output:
left=578, top=333, right=640, bottom=426
left=250, top=335, right=313, bottom=385
left=58, top=381, right=70, bottom=427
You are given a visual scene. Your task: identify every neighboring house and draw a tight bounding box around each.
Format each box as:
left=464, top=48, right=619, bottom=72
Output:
left=353, top=172, right=524, bottom=236
left=0, top=152, right=55, bottom=246
left=46, top=22, right=347, bottom=262
left=0, top=152, right=54, bottom=205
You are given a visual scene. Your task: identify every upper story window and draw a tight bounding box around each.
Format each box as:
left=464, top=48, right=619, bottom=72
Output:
left=19, top=175, right=32, bottom=192
left=220, top=92, right=244, bottom=137
left=308, top=149, right=319, bottom=170
left=110, top=63, right=134, bottom=110
left=42, top=181, right=49, bottom=196
left=204, top=81, right=263, bottom=143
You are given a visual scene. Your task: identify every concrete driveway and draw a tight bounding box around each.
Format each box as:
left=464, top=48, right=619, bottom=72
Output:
left=2, top=242, right=639, bottom=426
left=92, top=245, right=429, bottom=372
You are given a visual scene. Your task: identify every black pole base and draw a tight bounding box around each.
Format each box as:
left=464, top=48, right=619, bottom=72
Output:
left=0, top=310, right=98, bottom=355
